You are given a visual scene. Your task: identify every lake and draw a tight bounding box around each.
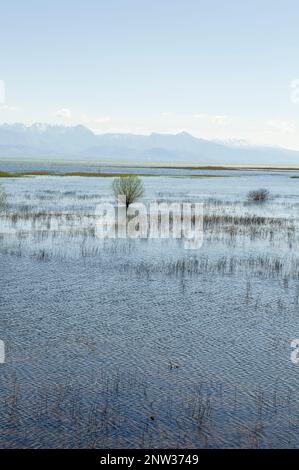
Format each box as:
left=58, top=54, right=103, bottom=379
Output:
left=0, top=162, right=299, bottom=448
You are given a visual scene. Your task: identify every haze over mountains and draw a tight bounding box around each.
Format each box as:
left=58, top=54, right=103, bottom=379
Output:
left=0, top=123, right=299, bottom=165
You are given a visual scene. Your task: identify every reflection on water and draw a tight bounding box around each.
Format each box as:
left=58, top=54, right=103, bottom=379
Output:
left=1, top=167, right=299, bottom=448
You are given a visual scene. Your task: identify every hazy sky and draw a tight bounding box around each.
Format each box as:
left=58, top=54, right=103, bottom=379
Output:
left=1, top=0, right=299, bottom=149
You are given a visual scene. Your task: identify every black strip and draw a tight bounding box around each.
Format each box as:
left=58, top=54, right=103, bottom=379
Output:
left=0, top=449, right=298, bottom=467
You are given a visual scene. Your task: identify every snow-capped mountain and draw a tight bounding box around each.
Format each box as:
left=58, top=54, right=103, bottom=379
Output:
left=0, top=123, right=299, bottom=165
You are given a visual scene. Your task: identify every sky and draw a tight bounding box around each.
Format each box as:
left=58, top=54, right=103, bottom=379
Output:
left=0, top=0, right=299, bottom=149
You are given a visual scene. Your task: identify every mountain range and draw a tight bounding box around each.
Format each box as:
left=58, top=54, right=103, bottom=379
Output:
left=0, top=123, right=298, bottom=165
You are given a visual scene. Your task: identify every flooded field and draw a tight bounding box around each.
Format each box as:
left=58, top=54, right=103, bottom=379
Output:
left=1, top=164, right=299, bottom=448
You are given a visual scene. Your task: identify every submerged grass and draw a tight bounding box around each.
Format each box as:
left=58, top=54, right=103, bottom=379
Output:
left=0, top=366, right=296, bottom=448
left=1, top=183, right=299, bottom=448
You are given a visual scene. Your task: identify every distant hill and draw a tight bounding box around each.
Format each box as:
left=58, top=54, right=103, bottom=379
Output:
left=0, top=123, right=299, bottom=165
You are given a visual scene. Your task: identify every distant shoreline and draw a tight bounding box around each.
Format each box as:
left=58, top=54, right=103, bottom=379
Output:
left=1, top=159, right=299, bottom=172
left=0, top=170, right=229, bottom=179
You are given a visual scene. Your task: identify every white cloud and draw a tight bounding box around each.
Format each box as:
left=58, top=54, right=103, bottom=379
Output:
left=267, top=120, right=296, bottom=134
left=210, top=115, right=231, bottom=125
left=0, top=104, right=19, bottom=111
left=54, top=108, right=72, bottom=120
left=0, top=80, right=5, bottom=104
left=80, top=113, right=111, bottom=125
left=93, top=116, right=111, bottom=123
left=193, top=113, right=206, bottom=119
left=290, top=79, right=299, bottom=104
left=193, top=113, right=231, bottom=126
left=161, top=112, right=173, bottom=117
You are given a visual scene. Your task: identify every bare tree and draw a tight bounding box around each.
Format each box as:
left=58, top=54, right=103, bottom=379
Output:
left=247, top=188, right=270, bottom=202
left=112, top=175, right=144, bottom=208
